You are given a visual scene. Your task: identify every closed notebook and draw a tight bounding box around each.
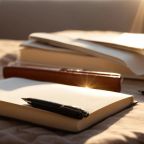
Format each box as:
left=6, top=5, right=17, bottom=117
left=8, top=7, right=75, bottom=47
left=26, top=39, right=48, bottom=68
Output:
left=0, top=78, right=134, bottom=132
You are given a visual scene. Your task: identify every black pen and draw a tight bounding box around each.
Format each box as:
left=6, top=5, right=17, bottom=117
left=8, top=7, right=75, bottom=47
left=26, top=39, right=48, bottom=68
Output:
left=22, top=98, right=89, bottom=119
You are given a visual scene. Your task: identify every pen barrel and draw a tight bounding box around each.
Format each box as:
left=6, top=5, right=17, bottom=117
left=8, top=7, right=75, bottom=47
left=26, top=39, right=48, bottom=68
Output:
left=24, top=98, right=89, bottom=119
left=57, top=106, right=88, bottom=119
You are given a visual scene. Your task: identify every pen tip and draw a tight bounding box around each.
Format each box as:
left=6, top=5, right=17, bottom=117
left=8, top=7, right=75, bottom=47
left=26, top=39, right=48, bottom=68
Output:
left=22, top=98, right=28, bottom=101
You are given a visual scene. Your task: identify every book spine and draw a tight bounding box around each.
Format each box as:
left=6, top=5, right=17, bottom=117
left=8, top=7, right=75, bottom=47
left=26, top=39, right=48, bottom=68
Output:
left=3, top=66, right=121, bottom=92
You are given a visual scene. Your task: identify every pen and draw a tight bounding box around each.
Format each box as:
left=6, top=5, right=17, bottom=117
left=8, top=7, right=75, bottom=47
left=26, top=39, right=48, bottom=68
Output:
left=22, top=98, right=89, bottom=119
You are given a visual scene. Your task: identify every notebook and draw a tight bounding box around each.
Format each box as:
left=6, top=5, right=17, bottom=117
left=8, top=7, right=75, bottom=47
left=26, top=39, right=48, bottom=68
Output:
left=0, top=77, right=134, bottom=132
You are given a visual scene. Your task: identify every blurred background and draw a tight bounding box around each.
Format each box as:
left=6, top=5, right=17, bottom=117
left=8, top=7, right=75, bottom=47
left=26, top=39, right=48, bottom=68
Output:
left=0, top=0, right=143, bottom=39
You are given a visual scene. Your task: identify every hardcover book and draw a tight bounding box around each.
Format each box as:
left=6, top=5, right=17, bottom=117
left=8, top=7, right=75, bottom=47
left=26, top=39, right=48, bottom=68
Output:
left=20, top=31, right=144, bottom=80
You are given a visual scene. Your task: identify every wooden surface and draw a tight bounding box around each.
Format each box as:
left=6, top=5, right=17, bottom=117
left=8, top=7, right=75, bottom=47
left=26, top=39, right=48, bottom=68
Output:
left=0, top=40, right=144, bottom=102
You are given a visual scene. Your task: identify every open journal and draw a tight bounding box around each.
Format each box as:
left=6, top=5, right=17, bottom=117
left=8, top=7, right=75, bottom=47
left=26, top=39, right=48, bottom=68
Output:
left=54, top=30, right=144, bottom=55
left=0, top=77, right=134, bottom=132
left=20, top=31, right=144, bottom=80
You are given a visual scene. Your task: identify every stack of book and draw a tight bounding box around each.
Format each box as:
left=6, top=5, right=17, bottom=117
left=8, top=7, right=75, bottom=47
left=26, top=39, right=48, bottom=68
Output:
left=19, top=30, right=144, bottom=80
left=0, top=30, right=138, bottom=132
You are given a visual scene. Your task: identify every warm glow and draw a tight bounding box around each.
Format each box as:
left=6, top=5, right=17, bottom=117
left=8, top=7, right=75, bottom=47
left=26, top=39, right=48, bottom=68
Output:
left=131, top=0, right=144, bottom=33
left=84, top=85, right=91, bottom=89
left=82, top=82, right=94, bottom=89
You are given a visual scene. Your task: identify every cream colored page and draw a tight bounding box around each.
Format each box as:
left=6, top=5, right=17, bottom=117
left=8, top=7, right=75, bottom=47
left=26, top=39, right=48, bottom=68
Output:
left=114, top=33, right=144, bottom=50
left=30, top=33, right=144, bottom=75
left=55, top=30, right=144, bottom=51
left=0, top=78, right=132, bottom=114
left=54, top=30, right=122, bottom=42
left=76, top=40, right=144, bottom=75
left=21, top=39, right=87, bottom=55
